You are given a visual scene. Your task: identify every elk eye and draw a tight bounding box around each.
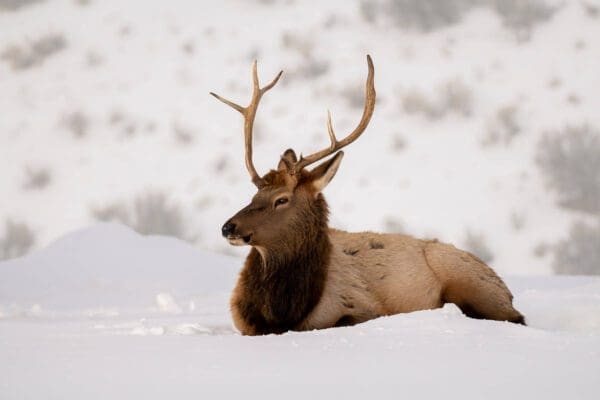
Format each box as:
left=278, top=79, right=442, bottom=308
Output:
left=274, top=197, right=289, bottom=207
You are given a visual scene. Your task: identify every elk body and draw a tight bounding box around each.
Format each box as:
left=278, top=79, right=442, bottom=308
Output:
left=211, top=56, right=525, bottom=335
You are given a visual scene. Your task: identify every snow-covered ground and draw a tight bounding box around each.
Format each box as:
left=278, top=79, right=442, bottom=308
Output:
left=2, top=1, right=599, bottom=396
left=1, top=224, right=599, bottom=399
left=1, top=0, right=599, bottom=276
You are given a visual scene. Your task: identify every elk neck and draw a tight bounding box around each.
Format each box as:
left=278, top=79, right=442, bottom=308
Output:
left=242, top=193, right=331, bottom=328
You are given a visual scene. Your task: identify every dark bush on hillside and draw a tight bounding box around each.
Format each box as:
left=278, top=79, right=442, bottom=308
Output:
left=536, top=126, right=600, bottom=215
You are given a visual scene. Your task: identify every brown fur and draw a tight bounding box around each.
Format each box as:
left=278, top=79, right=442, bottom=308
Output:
left=224, top=153, right=525, bottom=335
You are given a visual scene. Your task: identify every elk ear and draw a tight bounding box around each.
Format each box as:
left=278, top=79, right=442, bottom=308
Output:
left=278, top=148, right=297, bottom=171
left=309, top=151, right=344, bottom=193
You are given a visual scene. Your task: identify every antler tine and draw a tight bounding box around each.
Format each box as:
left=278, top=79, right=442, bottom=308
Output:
left=210, top=61, right=283, bottom=188
left=209, top=92, right=245, bottom=114
left=292, top=55, right=376, bottom=174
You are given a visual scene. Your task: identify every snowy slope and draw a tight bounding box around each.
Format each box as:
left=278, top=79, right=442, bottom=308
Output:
left=2, top=0, right=600, bottom=276
left=0, top=223, right=238, bottom=315
left=1, top=225, right=599, bottom=399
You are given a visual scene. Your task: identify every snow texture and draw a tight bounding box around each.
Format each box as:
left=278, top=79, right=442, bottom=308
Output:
left=1, top=224, right=599, bottom=399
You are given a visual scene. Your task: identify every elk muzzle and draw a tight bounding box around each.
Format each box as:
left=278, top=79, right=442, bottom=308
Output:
left=221, top=219, right=253, bottom=246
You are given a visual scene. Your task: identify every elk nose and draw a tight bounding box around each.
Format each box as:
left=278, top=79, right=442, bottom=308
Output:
left=221, top=221, right=236, bottom=237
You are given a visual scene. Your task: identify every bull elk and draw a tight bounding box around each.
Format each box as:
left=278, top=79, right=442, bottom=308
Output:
left=211, top=55, right=525, bottom=335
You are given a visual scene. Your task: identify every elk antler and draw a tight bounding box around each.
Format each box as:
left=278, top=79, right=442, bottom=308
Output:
left=291, top=55, right=376, bottom=175
left=210, top=61, right=283, bottom=188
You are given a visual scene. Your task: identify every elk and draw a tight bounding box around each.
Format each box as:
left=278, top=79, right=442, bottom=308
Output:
left=211, top=55, right=525, bottom=335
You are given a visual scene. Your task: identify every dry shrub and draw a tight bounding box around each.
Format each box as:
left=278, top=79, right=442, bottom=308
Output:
left=361, top=0, right=471, bottom=32
left=482, top=105, right=521, bottom=146
left=22, top=166, right=52, bottom=190
left=1, top=34, right=66, bottom=70
left=0, top=0, right=44, bottom=11
left=536, top=126, right=600, bottom=215
left=552, top=220, right=600, bottom=275
left=0, top=220, right=35, bottom=261
left=92, top=192, right=196, bottom=242
left=360, top=0, right=557, bottom=39
left=463, top=230, right=494, bottom=264
left=402, top=78, right=472, bottom=120
left=62, top=111, right=90, bottom=138
left=489, top=0, right=557, bottom=41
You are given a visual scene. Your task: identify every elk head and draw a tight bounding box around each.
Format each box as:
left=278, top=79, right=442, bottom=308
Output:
left=211, top=56, right=375, bottom=251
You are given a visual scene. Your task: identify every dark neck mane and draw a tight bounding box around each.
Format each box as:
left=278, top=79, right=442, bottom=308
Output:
left=237, top=195, right=331, bottom=334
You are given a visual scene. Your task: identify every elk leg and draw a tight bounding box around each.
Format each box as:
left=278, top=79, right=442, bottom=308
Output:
left=425, top=242, right=526, bottom=325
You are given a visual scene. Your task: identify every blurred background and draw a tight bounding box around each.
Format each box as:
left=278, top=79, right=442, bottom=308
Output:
left=0, top=0, right=598, bottom=275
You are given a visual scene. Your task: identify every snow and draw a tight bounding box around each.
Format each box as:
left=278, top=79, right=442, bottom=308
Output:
left=1, top=224, right=599, bottom=399
left=2, top=1, right=599, bottom=397
left=0, top=223, right=237, bottom=315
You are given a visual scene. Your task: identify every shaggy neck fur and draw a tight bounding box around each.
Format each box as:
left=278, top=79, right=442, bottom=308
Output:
left=236, top=194, right=331, bottom=334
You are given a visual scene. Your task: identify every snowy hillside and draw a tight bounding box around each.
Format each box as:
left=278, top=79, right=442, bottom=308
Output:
left=1, top=225, right=599, bottom=399
left=1, top=0, right=599, bottom=276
